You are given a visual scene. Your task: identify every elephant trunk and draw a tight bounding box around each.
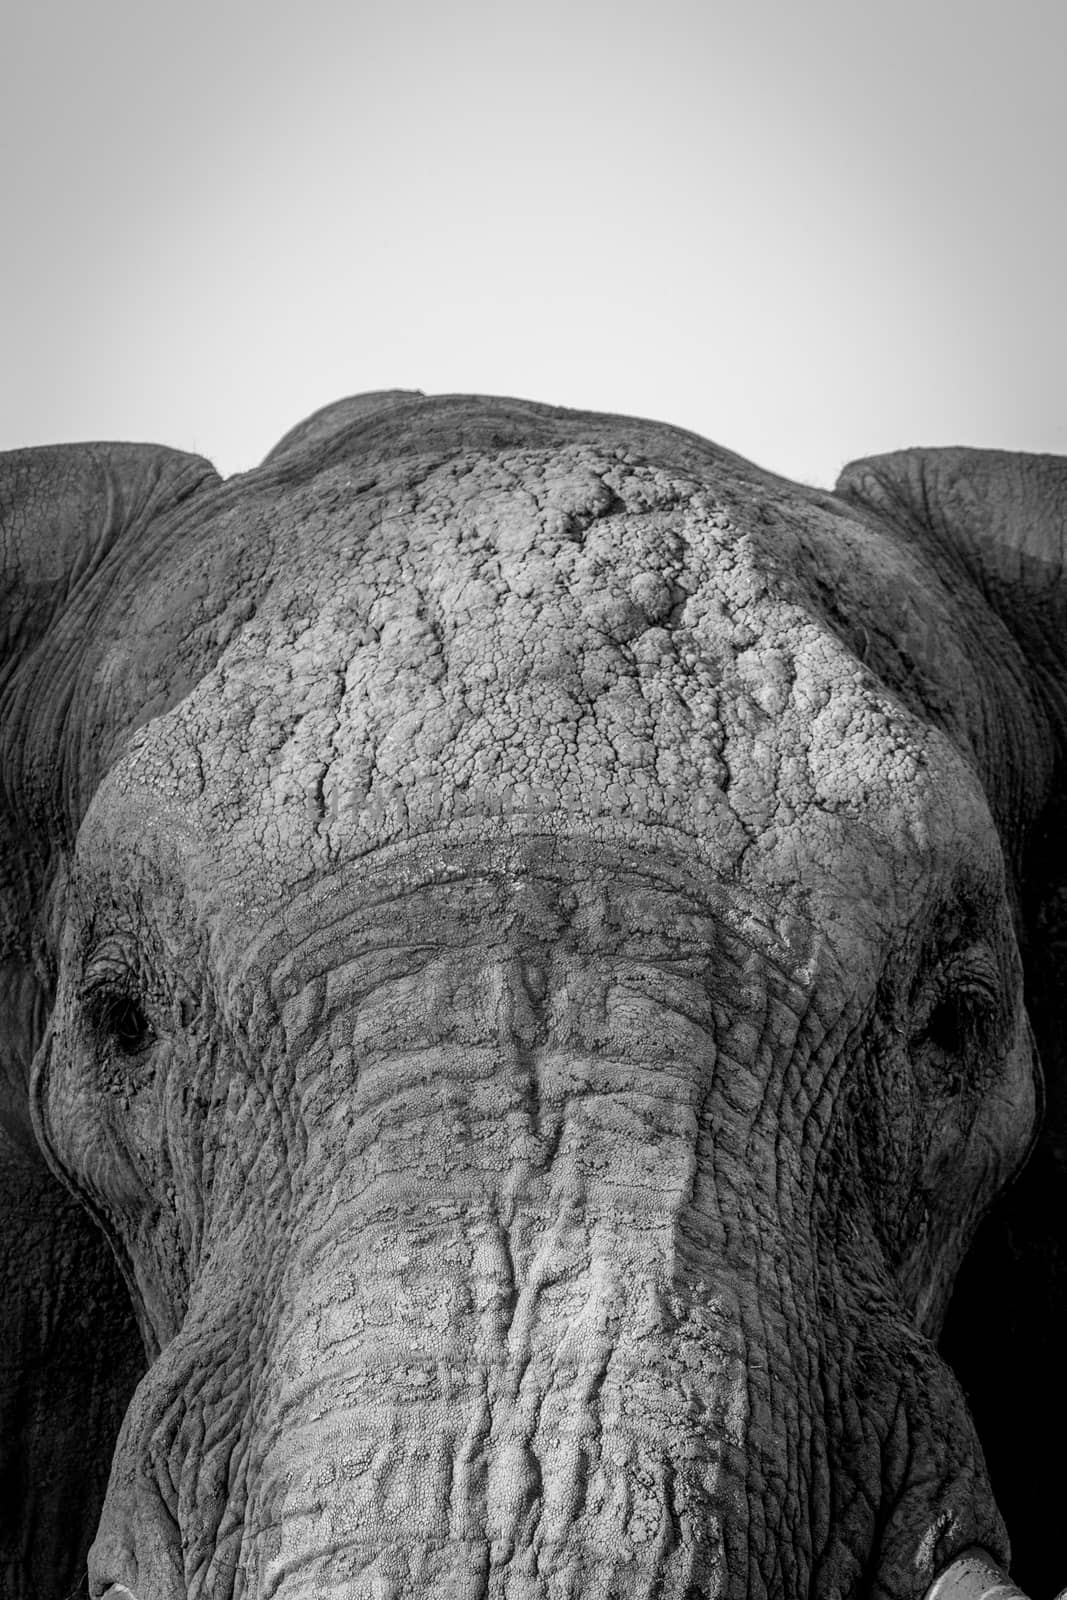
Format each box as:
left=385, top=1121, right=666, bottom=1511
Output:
left=86, top=852, right=1015, bottom=1599
left=99, top=1551, right=1047, bottom=1600
left=239, top=1062, right=768, bottom=1597
left=219, top=1040, right=1001, bottom=1600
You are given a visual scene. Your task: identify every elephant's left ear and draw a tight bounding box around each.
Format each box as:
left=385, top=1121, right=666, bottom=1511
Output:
left=835, top=447, right=1067, bottom=742
left=839, top=446, right=1067, bottom=1592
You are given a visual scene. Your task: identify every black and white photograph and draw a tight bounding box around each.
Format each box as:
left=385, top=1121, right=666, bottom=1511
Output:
left=2, top=4, right=1065, bottom=1598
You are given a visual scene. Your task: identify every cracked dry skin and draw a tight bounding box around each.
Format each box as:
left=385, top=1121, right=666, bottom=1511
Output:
left=8, top=397, right=1049, bottom=1598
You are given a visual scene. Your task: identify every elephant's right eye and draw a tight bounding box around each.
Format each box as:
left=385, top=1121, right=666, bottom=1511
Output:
left=88, top=991, right=156, bottom=1057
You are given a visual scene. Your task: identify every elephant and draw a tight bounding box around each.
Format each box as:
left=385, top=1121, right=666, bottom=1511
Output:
left=1, top=389, right=1065, bottom=1600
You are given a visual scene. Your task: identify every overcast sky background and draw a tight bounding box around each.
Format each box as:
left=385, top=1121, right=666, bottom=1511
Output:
left=3, top=0, right=1064, bottom=487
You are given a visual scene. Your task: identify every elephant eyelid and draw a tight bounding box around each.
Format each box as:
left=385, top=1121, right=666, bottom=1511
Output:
left=84, top=987, right=156, bottom=1056
left=943, top=944, right=1001, bottom=1008
left=81, top=951, right=158, bottom=1055
left=909, top=955, right=1001, bottom=1055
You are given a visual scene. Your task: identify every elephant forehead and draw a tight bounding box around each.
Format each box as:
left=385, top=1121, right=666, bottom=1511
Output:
left=96, top=446, right=998, bottom=928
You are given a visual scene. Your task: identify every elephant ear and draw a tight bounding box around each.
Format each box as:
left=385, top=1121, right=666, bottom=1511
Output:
left=0, top=442, right=220, bottom=1599
left=836, top=446, right=1067, bottom=1599
left=260, top=388, right=428, bottom=465
left=836, top=448, right=1067, bottom=733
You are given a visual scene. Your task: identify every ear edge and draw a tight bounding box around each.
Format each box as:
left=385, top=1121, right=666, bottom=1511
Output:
left=259, top=390, right=429, bottom=467
left=1, top=442, right=220, bottom=669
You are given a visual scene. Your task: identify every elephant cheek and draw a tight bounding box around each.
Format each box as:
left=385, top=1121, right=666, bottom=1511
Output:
left=88, top=1315, right=257, bottom=1600
left=89, top=1404, right=186, bottom=1600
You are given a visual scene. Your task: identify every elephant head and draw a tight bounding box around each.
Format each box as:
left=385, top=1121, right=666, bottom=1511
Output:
left=1, top=393, right=1064, bottom=1600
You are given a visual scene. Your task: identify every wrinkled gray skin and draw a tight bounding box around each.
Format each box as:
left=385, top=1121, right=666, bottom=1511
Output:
left=2, top=393, right=1066, bottom=1600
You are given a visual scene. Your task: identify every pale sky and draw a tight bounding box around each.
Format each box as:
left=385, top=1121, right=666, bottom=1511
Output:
left=3, top=0, right=1065, bottom=487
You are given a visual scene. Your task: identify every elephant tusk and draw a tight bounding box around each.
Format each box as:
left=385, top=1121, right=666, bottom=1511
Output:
left=100, top=1588, right=140, bottom=1599
left=923, top=1548, right=1032, bottom=1600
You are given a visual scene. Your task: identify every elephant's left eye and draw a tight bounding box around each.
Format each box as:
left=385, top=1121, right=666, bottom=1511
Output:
left=919, top=984, right=996, bottom=1055
left=910, top=946, right=1001, bottom=1062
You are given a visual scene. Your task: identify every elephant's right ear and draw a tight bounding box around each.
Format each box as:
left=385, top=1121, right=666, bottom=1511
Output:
left=2, top=441, right=217, bottom=661
left=3, top=442, right=222, bottom=846
left=2, top=438, right=220, bottom=1057
left=0, top=440, right=219, bottom=1600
